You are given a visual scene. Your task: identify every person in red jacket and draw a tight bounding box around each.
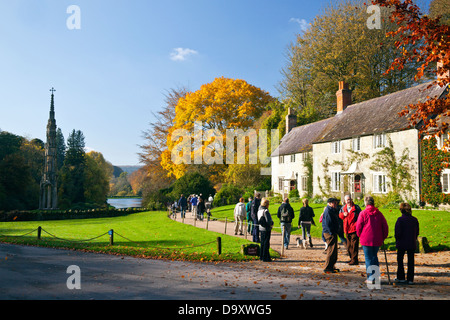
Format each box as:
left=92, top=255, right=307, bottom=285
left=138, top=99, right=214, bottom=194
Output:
left=356, top=196, right=389, bottom=284
left=339, top=195, right=361, bottom=265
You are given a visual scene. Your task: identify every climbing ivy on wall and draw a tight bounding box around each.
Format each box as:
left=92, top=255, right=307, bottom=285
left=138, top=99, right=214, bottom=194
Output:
left=421, top=137, right=450, bottom=205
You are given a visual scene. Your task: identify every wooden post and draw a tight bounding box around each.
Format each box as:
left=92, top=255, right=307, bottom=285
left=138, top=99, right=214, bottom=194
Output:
left=224, top=218, right=227, bottom=234
left=244, top=221, right=247, bottom=240
left=206, top=217, right=209, bottom=230
left=37, top=226, right=42, bottom=240
left=109, top=229, right=114, bottom=246
left=217, top=237, right=222, bottom=255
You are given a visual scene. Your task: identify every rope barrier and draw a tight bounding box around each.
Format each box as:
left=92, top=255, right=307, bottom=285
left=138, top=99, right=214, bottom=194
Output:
left=40, top=228, right=109, bottom=243
left=0, top=228, right=39, bottom=238
left=0, top=226, right=221, bottom=252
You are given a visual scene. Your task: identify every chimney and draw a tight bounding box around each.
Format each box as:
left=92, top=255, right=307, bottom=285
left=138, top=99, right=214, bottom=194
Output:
left=286, top=108, right=297, bottom=134
left=336, top=81, right=352, bottom=114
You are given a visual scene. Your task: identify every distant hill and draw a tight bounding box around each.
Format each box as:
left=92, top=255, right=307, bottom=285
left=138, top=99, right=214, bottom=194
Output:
left=112, top=165, right=143, bottom=178
left=119, top=165, right=143, bottom=175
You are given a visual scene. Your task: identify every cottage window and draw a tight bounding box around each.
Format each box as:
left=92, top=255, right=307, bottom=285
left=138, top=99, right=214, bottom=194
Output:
left=352, top=137, right=361, bottom=151
left=331, top=141, right=341, bottom=154
left=439, top=132, right=449, bottom=149
left=374, top=133, right=386, bottom=149
left=278, top=178, right=284, bottom=191
left=442, top=173, right=450, bottom=193
left=290, top=154, right=296, bottom=162
left=301, top=176, right=308, bottom=192
left=373, top=174, right=387, bottom=193
left=279, top=155, right=284, bottom=164
left=331, top=171, right=341, bottom=192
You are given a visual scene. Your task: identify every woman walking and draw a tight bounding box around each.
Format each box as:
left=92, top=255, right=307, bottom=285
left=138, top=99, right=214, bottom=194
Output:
left=257, top=198, right=273, bottom=262
left=395, top=203, right=419, bottom=284
left=298, top=198, right=315, bottom=249
left=356, top=196, right=389, bottom=284
left=234, top=198, right=246, bottom=235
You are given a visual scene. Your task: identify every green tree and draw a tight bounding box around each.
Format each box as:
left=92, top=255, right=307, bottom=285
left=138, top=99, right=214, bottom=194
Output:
left=84, top=151, right=113, bottom=205
left=429, top=0, right=450, bottom=26
left=58, top=130, right=86, bottom=208
left=169, top=172, right=215, bottom=200
left=279, top=0, right=426, bottom=120
left=109, top=172, right=133, bottom=196
left=56, top=128, right=66, bottom=171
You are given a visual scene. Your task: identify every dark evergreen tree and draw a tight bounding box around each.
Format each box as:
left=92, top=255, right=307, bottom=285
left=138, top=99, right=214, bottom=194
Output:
left=58, top=129, right=86, bottom=208
left=56, top=128, right=66, bottom=171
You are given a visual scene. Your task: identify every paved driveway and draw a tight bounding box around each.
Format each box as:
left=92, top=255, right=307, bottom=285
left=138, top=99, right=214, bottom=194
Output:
left=1, top=242, right=448, bottom=301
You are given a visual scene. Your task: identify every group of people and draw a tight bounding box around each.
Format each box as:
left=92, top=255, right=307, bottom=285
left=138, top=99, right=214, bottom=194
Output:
left=320, top=195, right=419, bottom=285
left=171, top=194, right=214, bottom=221
left=235, top=193, right=273, bottom=262
left=236, top=193, right=420, bottom=285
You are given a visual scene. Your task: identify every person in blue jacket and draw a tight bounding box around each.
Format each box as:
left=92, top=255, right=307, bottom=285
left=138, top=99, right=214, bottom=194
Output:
left=322, top=198, right=340, bottom=273
left=178, top=194, right=187, bottom=219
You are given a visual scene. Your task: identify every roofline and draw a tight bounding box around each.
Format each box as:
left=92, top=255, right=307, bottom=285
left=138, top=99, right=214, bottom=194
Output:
left=312, top=127, right=418, bottom=145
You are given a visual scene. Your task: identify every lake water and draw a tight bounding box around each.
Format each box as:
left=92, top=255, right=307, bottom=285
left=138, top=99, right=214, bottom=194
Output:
left=107, top=198, right=143, bottom=209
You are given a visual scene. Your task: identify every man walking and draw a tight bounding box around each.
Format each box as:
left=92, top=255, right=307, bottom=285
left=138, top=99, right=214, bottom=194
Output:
left=277, top=198, right=295, bottom=250
left=322, top=198, right=340, bottom=273
left=339, top=195, right=361, bottom=265
left=178, top=194, right=187, bottom=219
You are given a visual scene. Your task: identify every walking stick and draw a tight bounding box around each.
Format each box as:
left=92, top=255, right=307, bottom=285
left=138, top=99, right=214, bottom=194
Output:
left=383, top=242, right=392, bottom=285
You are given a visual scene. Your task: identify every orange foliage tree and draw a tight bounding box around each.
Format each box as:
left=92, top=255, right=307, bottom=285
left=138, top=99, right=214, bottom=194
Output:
left=371, top=0, right=450, bottom=135
left=161, top=77, right=275, bottom=180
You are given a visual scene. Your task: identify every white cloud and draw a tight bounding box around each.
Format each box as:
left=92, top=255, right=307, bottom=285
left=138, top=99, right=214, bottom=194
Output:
left=84, top=146, right=95, bottom=153
left=289, top=18, right=309, bottom=32
left=170, top=48, right=198, bottom=61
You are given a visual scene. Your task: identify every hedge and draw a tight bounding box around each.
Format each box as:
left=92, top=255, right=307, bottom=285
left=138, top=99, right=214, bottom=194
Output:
left=0, top=207, right=147, bottom=222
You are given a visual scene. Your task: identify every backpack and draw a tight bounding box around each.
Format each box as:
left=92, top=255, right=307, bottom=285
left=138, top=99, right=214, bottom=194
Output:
left=280, top=205, right=291, bottom=223
left=258, top=209, right=270, bottom=229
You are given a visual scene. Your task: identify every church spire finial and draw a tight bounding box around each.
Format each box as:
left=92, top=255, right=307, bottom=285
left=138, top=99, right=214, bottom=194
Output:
left=49, top=87, right=55, bottom=118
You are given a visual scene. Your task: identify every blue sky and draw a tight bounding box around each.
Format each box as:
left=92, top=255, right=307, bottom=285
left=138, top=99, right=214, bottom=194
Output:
left=0, top=0, right=431, bottom=166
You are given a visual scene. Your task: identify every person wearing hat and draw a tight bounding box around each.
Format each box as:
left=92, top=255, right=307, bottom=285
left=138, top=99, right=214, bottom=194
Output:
left=322, top=197, right=340, bottom=273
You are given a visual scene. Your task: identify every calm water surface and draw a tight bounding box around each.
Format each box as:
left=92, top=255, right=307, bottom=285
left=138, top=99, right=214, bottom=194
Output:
left=107, top=198, right=142, bottom=209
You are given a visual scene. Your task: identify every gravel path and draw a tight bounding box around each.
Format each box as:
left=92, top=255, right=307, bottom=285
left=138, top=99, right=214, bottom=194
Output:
left=174, top=212, right=450, bottom=300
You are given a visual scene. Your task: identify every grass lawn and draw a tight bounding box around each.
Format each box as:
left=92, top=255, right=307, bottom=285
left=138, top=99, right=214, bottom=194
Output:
left=211, top=202, right=449, bottom=251
left=0, top=211, right=279, bottom=262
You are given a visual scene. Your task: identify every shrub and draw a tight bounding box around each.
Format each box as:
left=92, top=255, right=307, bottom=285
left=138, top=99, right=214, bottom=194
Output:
left=289, top=188, right=300, bottom=198
left=212, top=184, right=243, bottom=207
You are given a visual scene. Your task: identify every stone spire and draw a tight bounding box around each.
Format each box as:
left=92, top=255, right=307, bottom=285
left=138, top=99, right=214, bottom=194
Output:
left=39, top=88, right=58, bottom=209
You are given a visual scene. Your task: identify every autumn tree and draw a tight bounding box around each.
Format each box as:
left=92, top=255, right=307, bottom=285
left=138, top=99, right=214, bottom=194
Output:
left=371, top=0, right=450, bottom=136
left=161, top=77, right=275, bottom=181
left=139, top=87, right=188, bottom=202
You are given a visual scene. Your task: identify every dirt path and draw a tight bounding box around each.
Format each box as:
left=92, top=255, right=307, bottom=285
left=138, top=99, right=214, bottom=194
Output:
left=173, top=212, right=450, bottom=300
